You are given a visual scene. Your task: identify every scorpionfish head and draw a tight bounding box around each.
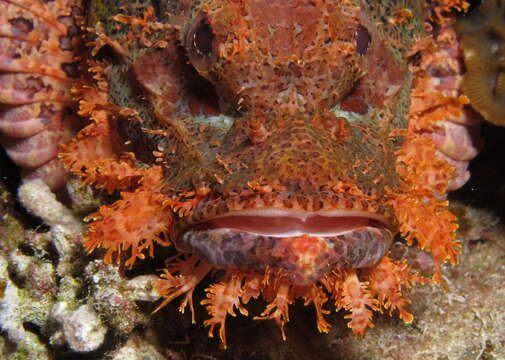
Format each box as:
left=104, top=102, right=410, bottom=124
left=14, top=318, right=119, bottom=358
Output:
left=91, top=0, right=419, bottom=285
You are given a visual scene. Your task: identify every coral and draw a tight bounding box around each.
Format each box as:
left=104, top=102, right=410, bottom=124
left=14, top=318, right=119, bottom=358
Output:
left=17, top=179, right=82, bottom=233
left=18, top=179, right=83, bottom=276
left=0, top=179, right=163, bottom=358
left=50, top=303, right=107, bottom=352
left=84, top=260, right=157, bottom=335
left=0, top=254, right=53, bottom=360
left=455, top=0, right=505, bottom=126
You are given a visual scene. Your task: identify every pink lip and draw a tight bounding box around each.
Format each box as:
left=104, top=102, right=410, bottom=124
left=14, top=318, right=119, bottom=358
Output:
left=193, top=207, right=391, bottom=237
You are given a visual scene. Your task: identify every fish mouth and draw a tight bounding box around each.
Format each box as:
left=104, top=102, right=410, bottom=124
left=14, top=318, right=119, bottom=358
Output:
left=175, top=208, right=394, bottom=285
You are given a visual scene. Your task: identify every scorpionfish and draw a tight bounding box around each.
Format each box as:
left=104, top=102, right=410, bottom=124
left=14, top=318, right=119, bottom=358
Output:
left=0, top=0, right=483, bottom=347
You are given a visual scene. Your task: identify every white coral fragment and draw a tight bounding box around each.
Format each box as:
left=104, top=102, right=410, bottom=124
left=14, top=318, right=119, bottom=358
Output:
left=51, top=303, right=107, bottom=352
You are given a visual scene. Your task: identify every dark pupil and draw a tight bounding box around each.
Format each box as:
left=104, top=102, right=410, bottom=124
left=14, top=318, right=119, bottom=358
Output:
left=356, top=25, right=371, bottom=56
left=193, top=21, right=214, bottom=56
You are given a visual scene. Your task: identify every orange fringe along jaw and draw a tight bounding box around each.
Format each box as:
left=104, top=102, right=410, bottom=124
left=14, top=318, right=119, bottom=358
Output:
left=55, top=0, right=469, bottom=349
left=153, top=254, right=426, bottom=348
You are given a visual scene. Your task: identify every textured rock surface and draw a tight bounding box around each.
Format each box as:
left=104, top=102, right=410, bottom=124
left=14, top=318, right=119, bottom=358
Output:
left=0, top=177, right=167, bottom=359
left=110, top=335, right=182, bottom=360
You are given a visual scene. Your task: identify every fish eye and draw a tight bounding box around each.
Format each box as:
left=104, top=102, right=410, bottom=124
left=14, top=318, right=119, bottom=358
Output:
left=188, top=15, right=215, bottom=58
left=356, top=25, right=371, bottom=56
left=193, top=20, right=214, bottom=56
left=185, top=13, right=217, bottom=73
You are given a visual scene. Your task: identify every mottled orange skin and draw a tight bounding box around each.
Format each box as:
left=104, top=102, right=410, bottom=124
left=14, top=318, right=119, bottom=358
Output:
left=3, top=0, right=471, bottom=348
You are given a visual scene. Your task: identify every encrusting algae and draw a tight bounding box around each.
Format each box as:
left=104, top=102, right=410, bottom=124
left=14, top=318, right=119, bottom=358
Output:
left=0, top=0, right=484, bottom=349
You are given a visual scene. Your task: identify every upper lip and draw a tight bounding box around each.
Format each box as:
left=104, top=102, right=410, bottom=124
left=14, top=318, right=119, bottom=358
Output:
left=186, top=207, right=393, bottom=237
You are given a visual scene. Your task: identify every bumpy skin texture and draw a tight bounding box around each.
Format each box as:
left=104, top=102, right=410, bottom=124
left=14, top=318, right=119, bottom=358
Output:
left=0, top=0, right=82, bottom=190
left=4, top=0, right=478, bottom=348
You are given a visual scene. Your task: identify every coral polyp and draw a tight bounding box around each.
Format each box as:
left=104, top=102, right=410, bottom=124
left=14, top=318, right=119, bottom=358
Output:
left=455, top=0, right=505, bottom=126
